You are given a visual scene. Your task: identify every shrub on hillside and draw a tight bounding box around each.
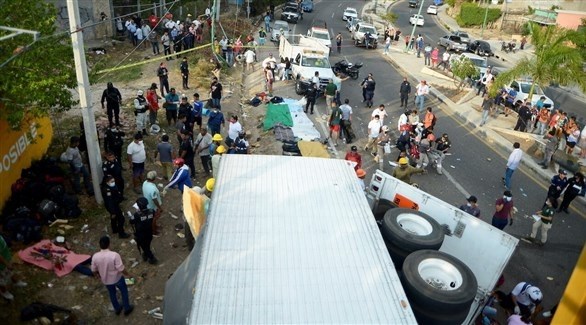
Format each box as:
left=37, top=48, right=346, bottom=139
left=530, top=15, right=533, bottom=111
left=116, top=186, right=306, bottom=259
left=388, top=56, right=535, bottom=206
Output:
left=457, top=3, right=501, bottom=27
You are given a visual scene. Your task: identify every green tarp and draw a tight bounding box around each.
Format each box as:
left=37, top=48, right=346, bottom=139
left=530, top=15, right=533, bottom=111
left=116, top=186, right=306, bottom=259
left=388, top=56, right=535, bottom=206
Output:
left=263, top=103, right=293, bottom=131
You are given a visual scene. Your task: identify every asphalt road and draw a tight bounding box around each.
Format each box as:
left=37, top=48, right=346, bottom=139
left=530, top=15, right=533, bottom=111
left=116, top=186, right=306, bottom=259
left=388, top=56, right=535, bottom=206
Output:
left=391, top=1, right=585, bottom=119
left=271, top=0, right=585, bottom=316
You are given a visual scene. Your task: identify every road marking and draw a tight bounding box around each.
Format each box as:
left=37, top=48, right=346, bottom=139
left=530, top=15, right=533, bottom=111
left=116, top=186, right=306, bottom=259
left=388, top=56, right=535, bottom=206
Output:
left=442, top=167, right=470, bottom=198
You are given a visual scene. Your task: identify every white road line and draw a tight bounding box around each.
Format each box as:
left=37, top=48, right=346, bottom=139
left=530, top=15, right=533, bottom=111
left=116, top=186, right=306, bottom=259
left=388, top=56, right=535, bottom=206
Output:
left=442, top=167, right=471, bottom=198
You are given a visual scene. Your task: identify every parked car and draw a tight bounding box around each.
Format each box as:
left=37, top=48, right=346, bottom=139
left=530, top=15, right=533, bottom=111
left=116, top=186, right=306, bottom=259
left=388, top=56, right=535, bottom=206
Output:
left=409, top=14, right=424, bottom=26
left=281, top=5, right=300, bottom=23
left=506, top=80, right=555, bottom=110
left=301, top=0, right=314, bottom=12
left=451, top=31, right=470, bottom=43
left=346, top=17, right=362, bottom=31
left=271, top=20, right=291, bottom=42
left=451, top=53, right=489, bottom=79
left=427, top=5, right=438, bottom=15
left=467, top=40, right=494, bottom=57
left=409, top=0, right=419, bottom=8
left=438, top=34, right=467, bottom=52
left=343, top=7, right=358, bottom=21
left=352, top=23, right=379, bottom=48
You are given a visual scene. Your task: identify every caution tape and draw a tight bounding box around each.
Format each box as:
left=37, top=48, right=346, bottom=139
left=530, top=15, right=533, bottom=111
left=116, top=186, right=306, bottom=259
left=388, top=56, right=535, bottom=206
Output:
left=95, top=42, right=212, bottom=75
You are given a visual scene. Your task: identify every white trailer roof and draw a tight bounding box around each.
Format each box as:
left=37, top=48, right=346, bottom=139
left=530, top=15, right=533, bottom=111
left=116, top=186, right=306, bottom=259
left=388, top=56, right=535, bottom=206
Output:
left=189, top=155, right=416, bottom=324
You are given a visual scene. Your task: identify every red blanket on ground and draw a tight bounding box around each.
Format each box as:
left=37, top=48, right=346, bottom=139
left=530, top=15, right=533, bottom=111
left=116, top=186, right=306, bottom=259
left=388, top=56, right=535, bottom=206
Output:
left=18, top=240, right=91, bottom=277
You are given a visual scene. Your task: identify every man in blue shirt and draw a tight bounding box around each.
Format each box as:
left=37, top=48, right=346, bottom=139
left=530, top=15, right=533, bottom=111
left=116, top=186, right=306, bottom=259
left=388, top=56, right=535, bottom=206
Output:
left=164, top=88, right=179, bottom=126
left=192, top=93, right=203, bottom=130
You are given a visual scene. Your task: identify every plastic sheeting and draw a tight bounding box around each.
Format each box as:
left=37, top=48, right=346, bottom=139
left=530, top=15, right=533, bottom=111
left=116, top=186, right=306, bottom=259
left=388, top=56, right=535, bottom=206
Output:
left=283, top=98, right=322, bottom=141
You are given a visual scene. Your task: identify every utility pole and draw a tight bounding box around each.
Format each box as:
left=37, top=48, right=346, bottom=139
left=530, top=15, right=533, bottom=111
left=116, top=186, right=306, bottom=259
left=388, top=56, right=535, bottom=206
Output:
left=67, top=0, right=104, bottom=204
left=481, top=0, right=490, bottom=39
left=405, top=0, right=425, bottom=53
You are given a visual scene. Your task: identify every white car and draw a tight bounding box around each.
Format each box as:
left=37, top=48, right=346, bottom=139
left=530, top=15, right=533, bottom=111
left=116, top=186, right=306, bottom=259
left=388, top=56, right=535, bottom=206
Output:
left=409, top=14, right=424, bottom=26
left=343, top=7, right=358, bottom=21
left=507, top=80, right=555, bottom=110
left=271, top=20, right=291, bottom=42
left=427, top=5, right=438, bottom=15
left=452, top=53, right=488, bottom=77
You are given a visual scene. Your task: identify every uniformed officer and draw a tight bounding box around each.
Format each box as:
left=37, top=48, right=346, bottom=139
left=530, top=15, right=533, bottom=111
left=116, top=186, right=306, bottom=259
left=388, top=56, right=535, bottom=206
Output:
left=104, top=125, right=125, bottom=160
left=102, top=151, right=125, bottom=197
left=102, top=175, right=130, bottom=238
left=130, top=197, right=157, bottom=264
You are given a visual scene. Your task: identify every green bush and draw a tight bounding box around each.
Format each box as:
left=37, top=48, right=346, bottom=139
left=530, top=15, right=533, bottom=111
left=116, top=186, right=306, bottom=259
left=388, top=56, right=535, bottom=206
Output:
left=457, top=3, right=502, bottom=27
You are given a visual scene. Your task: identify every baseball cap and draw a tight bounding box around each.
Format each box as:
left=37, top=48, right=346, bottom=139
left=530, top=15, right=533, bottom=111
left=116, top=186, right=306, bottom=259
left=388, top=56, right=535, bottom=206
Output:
left=558, top=169, right=567, bottom=175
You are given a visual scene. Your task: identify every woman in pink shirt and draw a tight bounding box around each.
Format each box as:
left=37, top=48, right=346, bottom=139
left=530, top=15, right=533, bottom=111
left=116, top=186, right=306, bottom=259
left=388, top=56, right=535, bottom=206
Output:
left=431, top=47, right=439, bottom=69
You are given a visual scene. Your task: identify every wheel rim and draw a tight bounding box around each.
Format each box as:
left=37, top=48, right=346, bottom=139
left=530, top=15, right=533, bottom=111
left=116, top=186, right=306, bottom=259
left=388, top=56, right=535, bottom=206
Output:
left=396, top=213, right=433, bottom=235
left=418, top=258, right=463, bottom=291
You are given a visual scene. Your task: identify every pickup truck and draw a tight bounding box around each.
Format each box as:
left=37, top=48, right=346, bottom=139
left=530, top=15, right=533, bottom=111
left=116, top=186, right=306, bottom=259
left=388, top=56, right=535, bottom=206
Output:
left=279, top=35, right=334, bottom=94
left=367, top=170, right=518, bottom=324
left=307, top=26, right=332, bottom=49
left=351, top=23, right=379, bottom=49
left=438, top=34, right=468, bottom=52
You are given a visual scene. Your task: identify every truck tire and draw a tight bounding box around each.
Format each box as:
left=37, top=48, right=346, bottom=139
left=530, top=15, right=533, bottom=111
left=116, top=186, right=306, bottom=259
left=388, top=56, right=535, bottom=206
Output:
left=410, top=301, right=471, bottom=325
left=380, top=208, right=444, bottom=252
left=295, top=81, right=304, bottom=95
left=384, top=240, right=411, bottom=269
left=401, top=250, right=477, bottom=314
left=372, top=199, right=395, bottom=222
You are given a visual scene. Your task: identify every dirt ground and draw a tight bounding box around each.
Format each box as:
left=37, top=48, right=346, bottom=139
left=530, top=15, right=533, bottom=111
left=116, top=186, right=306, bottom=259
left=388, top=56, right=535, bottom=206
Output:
left=1, top=20, right=279, bottom=324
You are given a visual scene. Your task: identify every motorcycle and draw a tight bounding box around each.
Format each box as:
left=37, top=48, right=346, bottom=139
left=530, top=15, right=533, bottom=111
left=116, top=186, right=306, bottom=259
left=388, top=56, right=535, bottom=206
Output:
left=332, top=59, right=363, bottom=80
left=501, top=41, right=516, bottom=53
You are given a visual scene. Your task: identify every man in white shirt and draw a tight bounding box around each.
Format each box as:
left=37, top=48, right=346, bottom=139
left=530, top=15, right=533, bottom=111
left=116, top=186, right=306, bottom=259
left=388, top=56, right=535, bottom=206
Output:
left=227, top=114, right=243, bottom=145
left=397, top=110, right=409, bottom=131
left=243, top=48, right=256, bottom=71
left=365, top=115, right=382, bottom=156
left=503, top=142, right=522, bottom=190
left=261, top=53, right=277, bottom=70
left=415, top=80, right=429, bottom=113
left=127, top=132, right=147, bottom=194
left=371, top=104, right=388, bottom=124
left=339, top=99, right=353, bottom=143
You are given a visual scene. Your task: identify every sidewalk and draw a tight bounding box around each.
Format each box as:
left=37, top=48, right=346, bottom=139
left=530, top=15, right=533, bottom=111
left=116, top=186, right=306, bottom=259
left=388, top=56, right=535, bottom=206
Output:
left=361, top=1, right=586, bottom=197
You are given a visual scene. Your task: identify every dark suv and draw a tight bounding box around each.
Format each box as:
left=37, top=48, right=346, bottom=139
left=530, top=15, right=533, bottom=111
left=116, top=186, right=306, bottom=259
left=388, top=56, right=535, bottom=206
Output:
left=409, top=0, right=419, bottom=8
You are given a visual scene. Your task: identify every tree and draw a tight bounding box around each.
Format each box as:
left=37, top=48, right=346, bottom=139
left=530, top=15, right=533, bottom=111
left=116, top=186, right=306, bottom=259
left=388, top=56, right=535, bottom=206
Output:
left=492, top=22, right=586, bottom=100
left=0, top=0, right=76, bottom=129
left=380, top=12, right=399, bottom=28
left=451, top=57, right=479, bottom=89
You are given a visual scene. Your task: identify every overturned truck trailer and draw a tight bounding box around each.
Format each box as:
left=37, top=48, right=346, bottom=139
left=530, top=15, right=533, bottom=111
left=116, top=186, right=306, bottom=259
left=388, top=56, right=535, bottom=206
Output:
left=163, top=155, right=417, bottom=324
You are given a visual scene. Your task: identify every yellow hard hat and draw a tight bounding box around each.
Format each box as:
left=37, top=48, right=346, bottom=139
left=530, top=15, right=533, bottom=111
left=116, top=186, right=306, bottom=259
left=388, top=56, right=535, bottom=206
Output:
left=399, top=157, right=409, bottom=165
left=216, top=145, right=226, bottom=154
left=205, top=178, right=215, bottom=192
left=212, top=134, right=223, bottom=141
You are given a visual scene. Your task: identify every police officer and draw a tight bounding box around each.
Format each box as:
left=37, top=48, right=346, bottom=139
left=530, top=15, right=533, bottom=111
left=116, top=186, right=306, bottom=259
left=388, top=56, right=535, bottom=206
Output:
left=304, top=83, right=317, bottom=114
left=130, top=197, right=157, bottom=264
left=545, top=169, right=568, bottom=209
left=101, top=82, right=122, bottom=127
left=102, top=175, right=130, bottom=238
left=104, top=125, right=125, bottom=160
left=102, top=151, right=125, bottom=198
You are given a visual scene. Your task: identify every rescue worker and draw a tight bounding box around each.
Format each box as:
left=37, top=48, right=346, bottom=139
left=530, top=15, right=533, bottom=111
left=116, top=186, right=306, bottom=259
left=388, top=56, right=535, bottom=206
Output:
left=434, top=133, right=451, bottom=175
left=163, top=158, right=193, bottom=195
left=344, top=146, right=362, bottom=170
left=392, top=157, right=425, bottom=185
left=130, top=197, right=157, bottom=264
left=509, top=282, right=543, bottom=318
left=356, top=169, right=366, bottom=192
left=134, top=90, right=149, bottom=136
left=102, top=175, right=130, bottom=238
